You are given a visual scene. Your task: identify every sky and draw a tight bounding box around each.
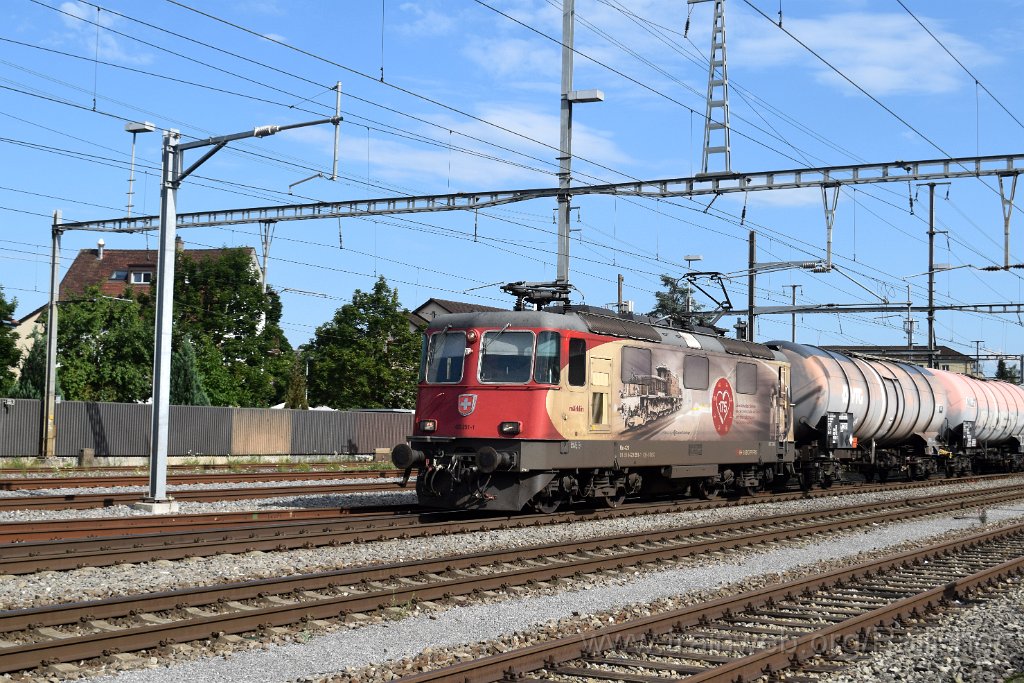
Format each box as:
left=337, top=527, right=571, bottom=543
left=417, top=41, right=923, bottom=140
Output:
left=3, top=0, right=1024, bottom=372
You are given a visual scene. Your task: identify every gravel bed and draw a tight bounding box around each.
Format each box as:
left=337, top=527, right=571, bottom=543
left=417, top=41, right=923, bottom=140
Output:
left=72, top=506, right=1024, bottom=683
left=815, top=580, right=1024, bottom=683
left=2, top=477, right=1023, bottom=611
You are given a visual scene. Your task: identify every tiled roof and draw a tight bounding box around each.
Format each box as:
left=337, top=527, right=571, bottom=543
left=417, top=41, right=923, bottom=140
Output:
left=60, top=247, right=254, bottom=300
left=416, top=298, right=505, bottom=315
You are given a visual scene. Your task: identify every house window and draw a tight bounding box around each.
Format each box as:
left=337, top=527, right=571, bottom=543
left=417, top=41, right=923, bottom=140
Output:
left=109, top=270, right=128, bottom=281
left=131, top=271, right=153, bottom=284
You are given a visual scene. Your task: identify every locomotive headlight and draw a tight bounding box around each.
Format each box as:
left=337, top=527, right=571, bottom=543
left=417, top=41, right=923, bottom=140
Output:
left=419, top=419, right=437, bottom=432
left=499, top=421, right=521, bottom=436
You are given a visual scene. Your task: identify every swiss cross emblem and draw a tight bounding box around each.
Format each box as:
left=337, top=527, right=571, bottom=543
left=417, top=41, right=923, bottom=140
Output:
left=457, top=394, right=478, bottom=417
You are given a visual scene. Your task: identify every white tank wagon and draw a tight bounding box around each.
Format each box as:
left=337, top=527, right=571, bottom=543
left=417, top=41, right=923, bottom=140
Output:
left=772, top=341, right=1024, bottom=480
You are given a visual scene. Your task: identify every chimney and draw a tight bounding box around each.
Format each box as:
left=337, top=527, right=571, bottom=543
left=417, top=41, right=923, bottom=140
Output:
left=96, top=238, right=105, bottom=260
left=175, top=235, right=184, bottom=253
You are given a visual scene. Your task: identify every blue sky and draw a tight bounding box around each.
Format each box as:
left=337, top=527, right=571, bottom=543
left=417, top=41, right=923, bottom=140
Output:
left=2, top=0, right=1024, bottom=368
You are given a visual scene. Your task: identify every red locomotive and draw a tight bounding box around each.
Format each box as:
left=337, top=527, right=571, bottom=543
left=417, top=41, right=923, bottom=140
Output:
left=392, top=296, right=1024, bottom=511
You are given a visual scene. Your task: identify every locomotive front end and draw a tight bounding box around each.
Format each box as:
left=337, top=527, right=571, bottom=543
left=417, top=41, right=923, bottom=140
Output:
left=392, top=313, right=563, bottom=510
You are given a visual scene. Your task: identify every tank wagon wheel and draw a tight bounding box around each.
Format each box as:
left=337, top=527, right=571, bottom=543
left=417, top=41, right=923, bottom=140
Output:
left=819, top=474, right=834, bottom=489
left=694, top=478, right=720, bottom=500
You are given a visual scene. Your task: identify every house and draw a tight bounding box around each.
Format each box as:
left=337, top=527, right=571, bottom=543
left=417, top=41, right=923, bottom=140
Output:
left=408, top=298, right=505, bottom=332
left=60, top=238, right=260, bottom=300
left=11, top=239, right=261, bottom=366
left=820, top=344, right=976, bottom=375
left=8, top=304, right=45, bottom=379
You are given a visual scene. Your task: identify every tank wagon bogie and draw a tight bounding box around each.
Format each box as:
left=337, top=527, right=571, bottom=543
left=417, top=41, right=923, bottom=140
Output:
left=393, top=309, right=1024, bottom=512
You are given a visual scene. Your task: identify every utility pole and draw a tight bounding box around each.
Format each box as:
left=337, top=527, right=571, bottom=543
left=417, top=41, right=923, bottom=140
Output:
left=747, top=230, right=755, bottom=341
left=140, top=117, right=338, bottom=513
left=973, top=340, right=984, bottom=377
left=40, top=212, right=61, bottom=460
left=784, top=284, right=801, bottom=342
left=921, top=182, right=950, bottom=369
left=259, top=220, right=276, bottom=294
left=617, top=274, right=624, bottom=314
left=556, top=0, right=603, bottom=286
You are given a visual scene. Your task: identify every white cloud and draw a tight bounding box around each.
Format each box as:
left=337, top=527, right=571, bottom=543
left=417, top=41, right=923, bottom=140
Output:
left=731, top=11, right=993, bottom=97
left=55, top=1, right=152, bottom=65
left=396, top=3, right=455, bottom=37
left=463, top=37, right=559, bottom=79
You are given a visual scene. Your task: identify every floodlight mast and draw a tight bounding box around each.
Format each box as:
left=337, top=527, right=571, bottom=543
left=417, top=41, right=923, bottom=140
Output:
left=144, top=117, right=338, bottom=511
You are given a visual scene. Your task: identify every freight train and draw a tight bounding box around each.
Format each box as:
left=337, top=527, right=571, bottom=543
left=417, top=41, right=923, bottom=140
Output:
left=391, top=305, right=1024, bottom=511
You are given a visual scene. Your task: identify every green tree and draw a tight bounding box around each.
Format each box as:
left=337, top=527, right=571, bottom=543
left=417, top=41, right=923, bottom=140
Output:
left=170, top=335, right=210, bottom=406
left=57, top=287, right=152, bottom=402
left=0, top=286, right=19, bottom=396
left=284, top=351, right=309, bottom=410
left=306, top=277, right=420, bottom=410
left=171, top=248, right=291, bottom=407
left=649, top=274, right=709, bottom=326
left=996, top=359, right=1021, bottom=384
left=11, top=328, right=54, bottom=399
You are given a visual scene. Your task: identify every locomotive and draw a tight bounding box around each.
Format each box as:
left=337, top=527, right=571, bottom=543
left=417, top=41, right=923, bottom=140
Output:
left=392, top=302, right=1024, bottom=511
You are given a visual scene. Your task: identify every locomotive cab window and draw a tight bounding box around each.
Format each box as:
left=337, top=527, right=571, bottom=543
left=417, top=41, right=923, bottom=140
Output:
left=683, top=355, right=709, bottom=390
left=480, top=330, right=534, bottom=384
left=425, top=331, right=467, bottom=384
left=568, top=338, right=587, bottom=387
left=736, top=362, right=757, bottom=395
left=534, top=331, right=560, bottom=385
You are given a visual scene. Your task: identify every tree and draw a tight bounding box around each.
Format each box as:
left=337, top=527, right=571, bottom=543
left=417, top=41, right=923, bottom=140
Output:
left=996, top=359, right=1021, bottom=384
left=306, top=277, right=420, bottom=410
left=170, top=335, right=210, bottom=406
left=10, top=328, right=54, bottom=399
left=171, top=248, right=292, bottom=407
left=0, top=286, right=19, bottom=396
left=649, top=274, right=710, bottom=326
left=284, top=351, right=309, bottom=410
left=56, top=287, right=152, bottom=402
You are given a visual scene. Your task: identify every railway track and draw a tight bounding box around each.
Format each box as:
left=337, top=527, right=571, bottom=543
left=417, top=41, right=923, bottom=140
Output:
left=2, top=477, right=1019, bottom=572
left=0, top=461, right=378, bottom=475
left=0, top=468, right=404, bottom=490
left=0, top=483, right=1020, bottom=674
left=0, top=470, right=1009, bottom=515
left=0, top=481, right=407, bottom=511
left=392, top=522, right=1024, bottom=683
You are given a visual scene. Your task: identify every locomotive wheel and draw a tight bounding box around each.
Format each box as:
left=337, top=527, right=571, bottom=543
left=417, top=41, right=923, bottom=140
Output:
left=695, top=478, right=720, bottom=500
left=603, top=488, right=626, bottom=508
left=532, top=494, right=562, bottom=514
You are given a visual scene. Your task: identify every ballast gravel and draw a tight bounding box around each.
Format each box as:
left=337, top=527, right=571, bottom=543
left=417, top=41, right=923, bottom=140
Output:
left=73, top=507, right=1024, bottom=683
left=3, top=477, right=1024, bottom=611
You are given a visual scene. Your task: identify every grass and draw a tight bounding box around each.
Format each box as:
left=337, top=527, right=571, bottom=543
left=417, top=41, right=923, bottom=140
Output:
left=0, top=456, right=33, bottom=472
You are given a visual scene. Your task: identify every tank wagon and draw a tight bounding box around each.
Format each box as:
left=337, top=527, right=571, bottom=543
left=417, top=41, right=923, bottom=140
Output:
left=777, top=342, right=1024, bottom=481
left=392, top=307, right=1024, bottom=511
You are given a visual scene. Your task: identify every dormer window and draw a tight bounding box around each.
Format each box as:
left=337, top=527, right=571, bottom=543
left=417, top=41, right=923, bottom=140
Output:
left=109, top=271, right=128, bottom=281
left=131, top=271, right=153, bottom=284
